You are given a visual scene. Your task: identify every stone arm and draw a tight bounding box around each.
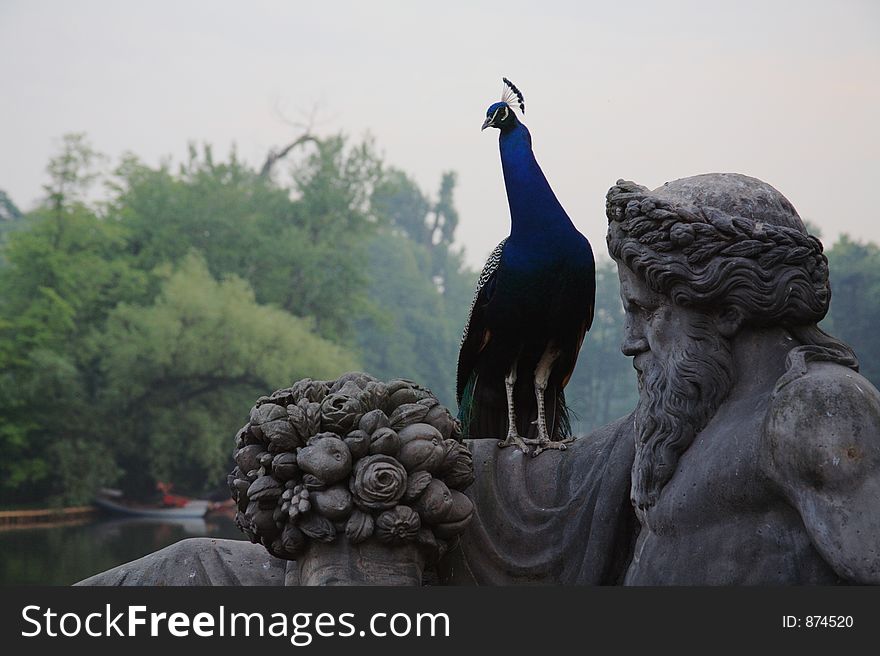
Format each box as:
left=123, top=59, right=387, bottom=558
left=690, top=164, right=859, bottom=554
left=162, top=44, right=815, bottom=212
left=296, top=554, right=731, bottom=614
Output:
left=762, top=364, right=880, bottom=583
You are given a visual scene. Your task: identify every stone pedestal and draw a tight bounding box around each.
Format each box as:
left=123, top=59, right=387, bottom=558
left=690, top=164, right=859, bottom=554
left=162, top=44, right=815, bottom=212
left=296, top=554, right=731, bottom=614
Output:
left=298, top=538, right=426, bottom=586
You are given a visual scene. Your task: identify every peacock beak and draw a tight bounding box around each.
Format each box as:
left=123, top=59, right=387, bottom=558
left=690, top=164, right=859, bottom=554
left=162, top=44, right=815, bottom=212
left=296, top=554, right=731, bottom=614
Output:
left=481, top=116, right=493, bottom=131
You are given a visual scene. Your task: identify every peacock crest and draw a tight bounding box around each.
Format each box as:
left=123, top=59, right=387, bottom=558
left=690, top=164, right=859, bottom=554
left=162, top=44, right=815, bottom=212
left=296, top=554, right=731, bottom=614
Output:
left=501, top=77, right=525, bottom=114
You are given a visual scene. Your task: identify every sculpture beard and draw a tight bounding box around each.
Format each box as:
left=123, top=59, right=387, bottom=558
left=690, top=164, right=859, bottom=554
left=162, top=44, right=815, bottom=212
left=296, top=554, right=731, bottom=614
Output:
left=631, top=314, right=734, bottom=511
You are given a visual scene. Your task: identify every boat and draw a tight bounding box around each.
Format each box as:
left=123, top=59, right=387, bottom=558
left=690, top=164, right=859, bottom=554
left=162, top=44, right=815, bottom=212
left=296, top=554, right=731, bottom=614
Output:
left=93, top=485, right=211, bottom=519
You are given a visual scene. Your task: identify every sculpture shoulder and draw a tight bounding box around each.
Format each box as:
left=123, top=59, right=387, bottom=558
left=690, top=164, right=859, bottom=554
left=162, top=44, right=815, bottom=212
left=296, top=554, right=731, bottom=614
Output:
left=761, top=361, right=880, bottom=582
left=762, top=361, right=880, bottom=492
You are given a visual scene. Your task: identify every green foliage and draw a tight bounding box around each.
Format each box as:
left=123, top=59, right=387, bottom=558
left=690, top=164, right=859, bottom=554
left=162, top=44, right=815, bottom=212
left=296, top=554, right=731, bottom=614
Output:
left=0, top=132, right=476, bottom=504
left=372, top=168, right=462, bottom=292
left=354, top=232, right=464, bottom=408
left=0, top=165, right=148, bottom=502
left=0, top=190, right=22, bottom=222
left=114, top=139, right=381, bottom=343
left=0, top=189, right=23, bottom=248
left=824, top=235, right=880, bottom=385
left=42, top=133, right=105, bottom=216
left=363, top=169, right=475, bottom=406
left=110, top=148, right=288, bottom=295
left=97, top=253, right=358, bottom=494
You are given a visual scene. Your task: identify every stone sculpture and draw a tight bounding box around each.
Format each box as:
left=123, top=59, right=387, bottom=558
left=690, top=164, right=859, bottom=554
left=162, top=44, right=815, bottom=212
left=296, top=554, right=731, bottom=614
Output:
left=229, top=373, right=474, bottom=585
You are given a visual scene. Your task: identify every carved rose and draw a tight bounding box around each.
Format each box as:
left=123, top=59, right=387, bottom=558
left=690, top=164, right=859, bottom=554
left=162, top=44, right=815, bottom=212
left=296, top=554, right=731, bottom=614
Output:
left=388, top=387, right=432, bottom=408
left=349, top=455, right=408, bottom=511
left=320, top=388, right=364, bottom=434
left=375, top=505, right=421, bottom=543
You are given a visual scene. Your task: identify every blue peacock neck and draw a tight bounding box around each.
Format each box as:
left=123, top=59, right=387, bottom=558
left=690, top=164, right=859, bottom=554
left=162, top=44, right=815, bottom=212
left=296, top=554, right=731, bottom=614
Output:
left=499, top=122, right=574, bottom=242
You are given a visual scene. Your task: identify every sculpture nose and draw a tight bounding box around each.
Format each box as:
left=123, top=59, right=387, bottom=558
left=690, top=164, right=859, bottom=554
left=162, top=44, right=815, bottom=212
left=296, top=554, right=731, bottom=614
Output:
left=621, top=314, right=649, bottom=356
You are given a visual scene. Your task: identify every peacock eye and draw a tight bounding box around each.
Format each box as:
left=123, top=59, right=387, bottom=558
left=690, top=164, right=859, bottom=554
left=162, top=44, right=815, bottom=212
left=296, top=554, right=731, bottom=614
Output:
left=501, top=107, right=509, bottom=121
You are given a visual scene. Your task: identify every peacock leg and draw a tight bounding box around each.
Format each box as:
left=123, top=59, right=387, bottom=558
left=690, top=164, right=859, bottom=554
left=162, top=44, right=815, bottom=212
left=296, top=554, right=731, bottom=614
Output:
left=526, top=343, right=575, bottom=456
left=498, top=360, right=530, bottom=454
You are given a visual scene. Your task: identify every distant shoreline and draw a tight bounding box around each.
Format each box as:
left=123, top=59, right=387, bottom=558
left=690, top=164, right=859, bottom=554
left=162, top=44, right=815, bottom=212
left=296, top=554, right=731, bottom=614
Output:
left=0, top=506, right=97, bottom=530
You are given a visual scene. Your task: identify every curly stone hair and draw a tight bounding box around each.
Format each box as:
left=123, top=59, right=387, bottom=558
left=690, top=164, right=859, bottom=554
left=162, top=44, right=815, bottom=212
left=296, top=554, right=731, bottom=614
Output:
left=605, top=173, right=858, bottom=384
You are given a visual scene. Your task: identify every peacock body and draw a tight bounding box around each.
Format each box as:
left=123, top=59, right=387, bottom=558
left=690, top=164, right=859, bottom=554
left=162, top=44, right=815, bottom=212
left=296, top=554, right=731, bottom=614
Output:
left=457, top=79, right=595, bottom=456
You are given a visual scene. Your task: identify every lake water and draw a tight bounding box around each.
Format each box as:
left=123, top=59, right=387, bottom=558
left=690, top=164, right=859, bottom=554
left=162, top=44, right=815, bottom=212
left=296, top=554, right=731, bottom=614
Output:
left=0, top=514, right=245, bottom=585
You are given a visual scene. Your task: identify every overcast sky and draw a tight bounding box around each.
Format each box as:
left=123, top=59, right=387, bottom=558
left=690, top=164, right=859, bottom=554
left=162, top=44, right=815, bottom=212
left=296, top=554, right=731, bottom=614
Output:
left=1, top=0, right=878, bottom=269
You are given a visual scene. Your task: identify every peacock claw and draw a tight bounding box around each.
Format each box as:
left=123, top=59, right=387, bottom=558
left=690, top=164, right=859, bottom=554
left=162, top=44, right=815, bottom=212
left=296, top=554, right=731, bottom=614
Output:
left=498, top=433, right=531, bottom=455
left=526, top=436, right=576, bottom=457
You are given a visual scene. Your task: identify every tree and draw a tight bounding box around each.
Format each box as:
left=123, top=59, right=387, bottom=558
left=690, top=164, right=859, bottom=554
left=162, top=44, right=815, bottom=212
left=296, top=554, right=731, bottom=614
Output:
left=372, top=168, right=463, bottom=294
left=0, top=189, right=23, bottom=247
left=354, top=233, right=460, bottom=407
left=0, top=139, right=144, bottom=504
left=97, top=253, right=359, bottom=494
left=363, top=170, right=476, bottom=406
left=824, top=235, right=880, bottom=386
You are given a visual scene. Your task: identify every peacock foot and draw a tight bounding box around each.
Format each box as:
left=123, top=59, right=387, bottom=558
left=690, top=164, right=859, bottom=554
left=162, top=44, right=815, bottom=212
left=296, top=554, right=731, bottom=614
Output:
left=525, top=436, right=576, bottom=457
left=498, top=433, right=531, bottom=455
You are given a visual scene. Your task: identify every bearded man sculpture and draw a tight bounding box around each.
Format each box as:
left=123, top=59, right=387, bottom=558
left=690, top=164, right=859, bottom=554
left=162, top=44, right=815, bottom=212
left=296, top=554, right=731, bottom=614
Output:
left=443, top=172, right=880, bottom=585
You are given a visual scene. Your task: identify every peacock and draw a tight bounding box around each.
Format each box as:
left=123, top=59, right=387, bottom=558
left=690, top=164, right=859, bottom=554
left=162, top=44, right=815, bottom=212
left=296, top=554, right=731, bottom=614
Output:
left=456, top=78, right=595, bottom=456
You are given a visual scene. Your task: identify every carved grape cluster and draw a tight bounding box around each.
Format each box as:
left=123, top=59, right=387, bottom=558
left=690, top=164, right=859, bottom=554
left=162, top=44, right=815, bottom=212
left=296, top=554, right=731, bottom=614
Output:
left=227, top=372, right=475, bottom=562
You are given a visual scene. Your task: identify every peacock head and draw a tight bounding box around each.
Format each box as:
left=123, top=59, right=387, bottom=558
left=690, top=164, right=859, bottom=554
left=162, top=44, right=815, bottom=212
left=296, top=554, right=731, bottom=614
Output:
left=482, top=102, right=519, bottom=132
left=482, top=77, right=526, bottom=132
